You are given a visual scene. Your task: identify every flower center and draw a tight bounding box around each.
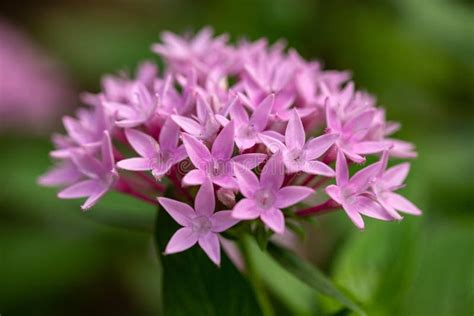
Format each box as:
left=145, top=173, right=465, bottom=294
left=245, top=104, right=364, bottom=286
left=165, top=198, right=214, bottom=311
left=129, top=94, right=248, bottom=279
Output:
left=254, top=188, right=276, bottom=210
left=192, top=216, right=212, bottom=235
left=286, top=148, right=306, bottom=164
left=207, top=159, right=228, bottom=178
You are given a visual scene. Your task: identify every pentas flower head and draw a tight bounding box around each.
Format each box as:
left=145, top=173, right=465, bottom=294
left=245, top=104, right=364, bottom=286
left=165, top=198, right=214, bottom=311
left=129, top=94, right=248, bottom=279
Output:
left=39, top=27, right=422, bottom=265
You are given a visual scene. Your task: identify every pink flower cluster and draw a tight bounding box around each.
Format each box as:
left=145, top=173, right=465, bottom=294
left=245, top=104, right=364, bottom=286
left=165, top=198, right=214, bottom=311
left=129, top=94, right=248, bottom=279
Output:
left=39, top=27, right=421, bottom=265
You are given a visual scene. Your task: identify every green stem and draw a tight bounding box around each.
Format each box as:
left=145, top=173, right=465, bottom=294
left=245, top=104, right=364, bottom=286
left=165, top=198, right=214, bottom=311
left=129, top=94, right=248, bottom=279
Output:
left=239, top=236, right=276, bottom=316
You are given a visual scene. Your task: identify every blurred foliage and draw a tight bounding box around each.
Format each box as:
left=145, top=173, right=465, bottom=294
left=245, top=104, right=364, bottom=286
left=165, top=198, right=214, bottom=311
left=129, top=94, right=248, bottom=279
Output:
left=0, top=0, right=473, bottom=315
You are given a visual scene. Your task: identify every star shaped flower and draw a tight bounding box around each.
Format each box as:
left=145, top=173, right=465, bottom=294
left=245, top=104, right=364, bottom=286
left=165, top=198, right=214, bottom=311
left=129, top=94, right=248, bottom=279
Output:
left=325, top=151, right=393, bottom=229
left=232, top=152, right=314, bottom=233
left=326, top=103, right=389, bottom=163
left=58, top=131, right=118, bottom=210
left=117, top=118, right=187, bottom=179
left=260, top=109, right=337, bottom=175
left=103, top=82, right=158, bottom=128
left=372, top=151, right=422, bottom=219
left=230, top=94, right=274, bottom=150
left=181, top=120, right=266, bottom=188
left=158, top=179, right=239, bottom=266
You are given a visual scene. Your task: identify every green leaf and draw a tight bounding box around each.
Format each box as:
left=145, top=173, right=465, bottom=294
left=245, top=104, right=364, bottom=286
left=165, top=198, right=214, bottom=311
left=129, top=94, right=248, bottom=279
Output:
left=154, top=207, right=263, bottom=316
left=267, top=243, right=366, bottom=316
left=241, top=237, right=320, bottom=315
left=399, top=222, right=474, bottom=316
left=331, top=218, right=421, bottom=316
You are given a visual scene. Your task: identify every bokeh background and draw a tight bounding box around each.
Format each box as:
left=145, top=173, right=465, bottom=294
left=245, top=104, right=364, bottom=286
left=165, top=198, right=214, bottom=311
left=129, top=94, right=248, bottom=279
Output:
left=0, top=0, right=472, bottom=315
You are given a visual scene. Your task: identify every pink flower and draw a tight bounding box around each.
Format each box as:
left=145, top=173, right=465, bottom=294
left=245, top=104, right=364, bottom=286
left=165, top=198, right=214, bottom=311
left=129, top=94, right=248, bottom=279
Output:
left=57, top=132, right=118, bottom=210
left=230, top=94, right=275, bottom=150
left=233, top=153, right=313, bottom=233
left=372, top=151, right=422, bottom=219
left=171, top=94, right=234, bottom=142
left=181, top=121, right=266, bottom=188
left=103, top=82, right=158, bottom=128
left=38, top=27, right=422, bottom=264
left=158, top=180, right=239, bottom=266
left=117, top=119, right=187, bottom=179
left=260, top=110, right=337, bottom=175
left=325, top=151, right=393, bottom=229
left=326, top=103, right=390, bottom=163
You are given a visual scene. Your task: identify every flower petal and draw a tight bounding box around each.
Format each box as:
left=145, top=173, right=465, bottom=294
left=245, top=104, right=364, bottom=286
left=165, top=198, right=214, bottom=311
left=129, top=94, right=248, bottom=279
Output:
left=70, top=151, right=105, bottom=178
left=171, top=115, right=201, bottom=136
left=260, top=152, right=284, bottom=191
left=259, top=133, right=286, bottom=153
left=356, top=196, right=394, bottom=221
left=305, top=133, right=338, bottom=160
left=275, top=186, right=314, bottom=209
left=326, top=185, right=343, bottom=204
left=165, top=227, right=198, bottom=254
left=343, top=109, right=374, bottom=136
left=198, top=232, right=221, bottom=266
left=250, top=94, right=274, bottom=131
left=261, top=208, right=285, bottom=234
left=230, top=101, right=250, bottom=125
left=117, top=157, right=150, bottom=171
left=285, top=110, right=305, bottom=150
left=232, top=198, right=260, bottom=220
left=101, top=131, right=115, bottom=171
left=342, top=201, right=365, bottom=230
left=232, top=153, right=266, bottom=169
left=233, top=163, right=259, bottom=198
left=158, top=197, right=195, bottom=226
left=325, top=103, right=342, bottom=131
left=82, top=186, right=109, bottom=210
left=302, top=160, right=335, bottom=177
left=211, top=211, right=240, bottom=232
left=349, top=161, right=381, bottom=192
left=38, top=162, right=81, bottom=187
left=383, top=163, right=410, bottom=189
left=385, top=192, right=422, bottom=215
left=125, top=129, right=158, bottom=158
left=195, top=179, right=215, bottom=216
left=159, top=118, right=180, bottom=150
left=335, top=150, right=349, bottom=186
left=182, top=133, right=212, bottom=169
left=181, top=169, right=206, bottom=186
left=352, top=141, right=389, bottom=155
left=211, top=120, right=235, bottom=160
left=58, top=179, right=102, bottom=199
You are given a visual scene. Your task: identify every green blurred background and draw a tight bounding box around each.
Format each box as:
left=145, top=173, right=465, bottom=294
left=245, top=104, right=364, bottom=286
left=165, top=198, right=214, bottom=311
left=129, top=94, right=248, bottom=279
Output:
left=0, top=0, right=473, bottom=315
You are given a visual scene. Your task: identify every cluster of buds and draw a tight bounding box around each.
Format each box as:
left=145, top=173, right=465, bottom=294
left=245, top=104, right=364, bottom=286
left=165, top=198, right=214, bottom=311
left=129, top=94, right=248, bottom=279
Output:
left=39, top=28, right=421, bottom=265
